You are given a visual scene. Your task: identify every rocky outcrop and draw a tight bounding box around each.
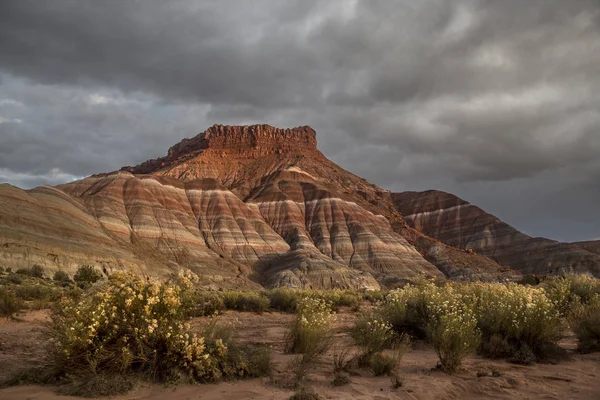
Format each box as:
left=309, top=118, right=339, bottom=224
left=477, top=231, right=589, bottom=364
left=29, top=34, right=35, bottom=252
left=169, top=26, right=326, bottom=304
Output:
left=393, top=190, right=600, bottom=276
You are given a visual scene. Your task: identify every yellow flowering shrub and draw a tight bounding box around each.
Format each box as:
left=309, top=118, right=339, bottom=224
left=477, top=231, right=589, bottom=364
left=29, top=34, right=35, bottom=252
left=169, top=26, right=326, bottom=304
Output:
left=382, top=280, right=437, bottom=338
left=459, top=282, right=563, bottom=361
left=351, top=312, right=408, bottom=365
left=285, top=297, right=334, bottom=354
left=47, top=271, right=266, bottom=383
left=544, top=274, right=600, bottom=315
left=426, top=285, right=481, bottom=374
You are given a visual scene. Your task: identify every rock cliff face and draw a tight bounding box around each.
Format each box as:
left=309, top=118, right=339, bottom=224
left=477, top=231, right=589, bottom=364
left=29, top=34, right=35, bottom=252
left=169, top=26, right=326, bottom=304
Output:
left=3, top=123, right=594, bottom=287
left=392, top=190, right=600, bottom=276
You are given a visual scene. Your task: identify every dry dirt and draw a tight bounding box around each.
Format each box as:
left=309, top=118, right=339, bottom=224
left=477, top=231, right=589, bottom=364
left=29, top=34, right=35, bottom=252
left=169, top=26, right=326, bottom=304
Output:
left=1, top=309, right=599, bottom=400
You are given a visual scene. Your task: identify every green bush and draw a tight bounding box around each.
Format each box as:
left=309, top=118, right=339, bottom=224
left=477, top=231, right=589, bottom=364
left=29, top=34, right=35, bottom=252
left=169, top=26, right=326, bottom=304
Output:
left=15, top=265, right=45, bottom=278
left=15, top=283, right=60, bottom=301
left=219, top=291, right=269, bottom=313
left=266, top=288, right=298, bottom=313
left=187, top=291, right=225, bottom=317
left=0, top=288, right=24, bottom=318
left=6, top=273, right=23, bottom=284
left=363, top=290, right=387, bottom=304
left=571, top=294, right=600, bottom=353
left=73, top=264, right=103, bottom=286
left=53, top=270, right=71, bottom=283
left=46, top=271, right=269, bottom=384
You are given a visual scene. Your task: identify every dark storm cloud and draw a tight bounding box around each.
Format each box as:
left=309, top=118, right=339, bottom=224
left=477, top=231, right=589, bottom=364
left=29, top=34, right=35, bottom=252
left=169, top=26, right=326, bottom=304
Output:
left=0, top=0, right=599, bottom=241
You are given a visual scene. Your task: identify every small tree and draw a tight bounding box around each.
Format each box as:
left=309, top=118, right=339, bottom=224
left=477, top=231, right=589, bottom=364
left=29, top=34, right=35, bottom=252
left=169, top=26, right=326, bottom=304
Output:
left=73, top=265, right=103, bottom=287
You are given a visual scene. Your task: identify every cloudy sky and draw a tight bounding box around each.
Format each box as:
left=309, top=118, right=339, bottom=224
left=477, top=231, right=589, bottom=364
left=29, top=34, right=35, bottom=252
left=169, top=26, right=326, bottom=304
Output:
left=1, top=0, right=599, bottom=242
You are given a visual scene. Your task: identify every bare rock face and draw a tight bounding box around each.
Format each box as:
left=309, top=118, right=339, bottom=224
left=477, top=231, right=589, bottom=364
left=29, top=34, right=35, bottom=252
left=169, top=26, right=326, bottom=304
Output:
left=393, top=190, right=600, bottom=277
left=574, top=240, right=600, bottom=256
left=0, top=123, right=547, bottom=287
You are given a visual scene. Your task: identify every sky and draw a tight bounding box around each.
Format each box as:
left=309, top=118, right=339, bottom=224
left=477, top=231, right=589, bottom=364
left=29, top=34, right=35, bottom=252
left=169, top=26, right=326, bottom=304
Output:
left=0, top=0, right=599, bottom=242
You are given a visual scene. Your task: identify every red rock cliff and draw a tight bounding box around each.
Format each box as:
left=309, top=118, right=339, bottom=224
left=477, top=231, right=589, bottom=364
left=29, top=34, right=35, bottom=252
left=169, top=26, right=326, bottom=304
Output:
left=123, top=124, right=317, bottom=174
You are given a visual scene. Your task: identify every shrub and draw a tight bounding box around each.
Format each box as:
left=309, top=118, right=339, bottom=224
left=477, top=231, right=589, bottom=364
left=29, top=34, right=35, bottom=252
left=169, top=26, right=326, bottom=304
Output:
left=368, top=352, right=396, bottom=376
left=518, top=275, right=541, bottom=286
left=6, top=273, right=23, bottom=284
left=462, top=283, right=563, bottom=361
left=15, top=265, right=45, bottom=278
left=331, top=372, right=350, bottom=386
left=0, top=288, right=23, bottom=318
left=571, top=294, right=600, bottom=353
left=15, top=284, right=60, bottom=301
left=427, top=286, right=481, bottom=374
left=544, top=274, right=600, bottom=315
left=351, top=312, right=397, bottom=365
left=289, top=387, right=322, bottom=400
left=363, top=290, right=387, bottom=304
left=304, top=289, right=361, bottom=312
left=220, top=291, right=269, bottom=313
left=187, top=291, right=225, bottom=317
left=285, top=297, right=334, bottom=354
left=30, top=264, right=45, bottom=278
left=46, top=271, right=267, bottom=384
left=337, top=291, right=361, bottom=311
left=267, top=288, right=298, bottom=313
left=53, top=270, right=71, bottom=283
left=73, top=264, right=103, bottom=286
left=381, top=282, right=434, bottom=339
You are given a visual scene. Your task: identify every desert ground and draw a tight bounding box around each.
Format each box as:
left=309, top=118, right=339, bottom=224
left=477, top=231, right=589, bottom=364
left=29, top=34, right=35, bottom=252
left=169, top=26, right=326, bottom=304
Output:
left=1, top=308, right=599, bottom=400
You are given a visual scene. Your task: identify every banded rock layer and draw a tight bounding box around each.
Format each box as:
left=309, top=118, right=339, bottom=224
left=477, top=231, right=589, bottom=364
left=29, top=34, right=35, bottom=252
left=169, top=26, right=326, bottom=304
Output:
left=5, top=123, right=593, bottom=286
left=392, top=190, right=600, bottom=276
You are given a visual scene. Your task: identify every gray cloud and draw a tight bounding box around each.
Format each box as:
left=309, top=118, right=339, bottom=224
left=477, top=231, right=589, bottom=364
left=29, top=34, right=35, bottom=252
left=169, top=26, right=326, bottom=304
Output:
left=0, top=0, right=599, bottom=241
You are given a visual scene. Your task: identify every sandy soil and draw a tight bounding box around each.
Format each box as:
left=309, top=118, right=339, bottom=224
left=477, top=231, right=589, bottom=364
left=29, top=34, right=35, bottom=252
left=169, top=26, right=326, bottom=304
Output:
left=1, top=309, right=599, bottom=400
